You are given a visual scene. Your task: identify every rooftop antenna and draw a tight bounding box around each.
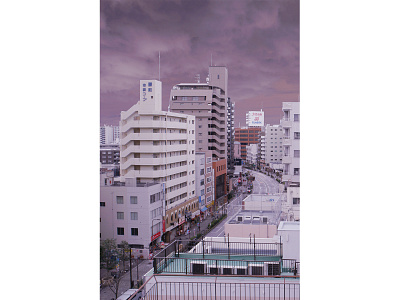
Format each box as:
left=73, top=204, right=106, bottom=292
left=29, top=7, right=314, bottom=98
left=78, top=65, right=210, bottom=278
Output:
left=158, top=51, right=161, bottom=81
left=195, top=74, right=200, bottom=83
left=211, top=53, right=213, bottom=66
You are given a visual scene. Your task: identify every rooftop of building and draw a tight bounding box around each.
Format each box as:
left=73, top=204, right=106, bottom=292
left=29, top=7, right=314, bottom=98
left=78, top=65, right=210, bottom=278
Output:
left=278, top=221, right=300, bottom=231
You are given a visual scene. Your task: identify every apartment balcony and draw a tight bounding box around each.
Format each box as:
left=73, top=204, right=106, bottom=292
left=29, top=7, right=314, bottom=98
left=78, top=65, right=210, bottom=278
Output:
left=121, top=119, right=188, bottom=133
left=130, top=165, right=188, bottom=178
left=282, top=156, right=292, bottom=164
left=282, top=138, right=292, bottom=146
left=281, top=118, right=292, bottom=128
left=121, top=155, right=187, bottom=169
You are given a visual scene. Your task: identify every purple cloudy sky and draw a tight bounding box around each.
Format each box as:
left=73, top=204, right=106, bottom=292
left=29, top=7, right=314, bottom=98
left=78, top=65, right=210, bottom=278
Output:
left=100, top=0, right=299, bottom=127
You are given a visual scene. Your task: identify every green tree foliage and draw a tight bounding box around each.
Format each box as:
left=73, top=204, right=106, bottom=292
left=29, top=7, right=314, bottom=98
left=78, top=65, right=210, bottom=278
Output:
left=100, top=238, right=118, bottom=273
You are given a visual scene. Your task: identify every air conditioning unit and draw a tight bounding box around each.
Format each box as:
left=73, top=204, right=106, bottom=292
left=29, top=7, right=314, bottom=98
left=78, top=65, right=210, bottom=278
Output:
left=264, top=262, right=281, bottom=276
left=235, top=266, right=247, bottom=275
left=248, top=263, right=264, bottom=275
left=207, top=265, right=219, bottom=275
left=220, top=266, right=234, bottom=275
left=190, top=261, right=207, bottom=274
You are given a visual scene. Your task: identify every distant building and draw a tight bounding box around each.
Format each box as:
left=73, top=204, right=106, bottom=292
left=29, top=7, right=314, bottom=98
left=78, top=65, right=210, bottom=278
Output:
left=246, top=143, right=258, bottom=166
left=226, top=97, right=235, bottom=177
left=195, top=150, right=214, bottom=216
left=233, top=141, right=241, bottom=159
left=234, top=127, right=262, bottom=161
left=100, top=124, right=120, bottom=145
left=100, top=144, right=120, bottom=165
left=261, top=124, right=284, bottom=166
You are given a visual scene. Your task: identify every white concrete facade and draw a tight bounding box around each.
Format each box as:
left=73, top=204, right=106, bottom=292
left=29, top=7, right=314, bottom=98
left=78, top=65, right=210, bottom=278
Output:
left=100, top=177, right=163, bottom=249
left=281, top=102, right=300, bottom=186
left=277, top=221, right=300, bottom=262
left=118, top=80, right=197, bottom=241
left=263, top=124, right=283, bottom=165
left=195, top=151, right=214, bottom=210
left=246, top=143, right=258, bottom=165
left=120, top=80, right=196, bottom=211
left=100, top=124, right=120, bottom=145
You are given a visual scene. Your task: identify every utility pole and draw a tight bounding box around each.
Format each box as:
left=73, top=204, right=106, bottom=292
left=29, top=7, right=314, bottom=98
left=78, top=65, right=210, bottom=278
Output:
left=129, top=247, right=133, bottom=288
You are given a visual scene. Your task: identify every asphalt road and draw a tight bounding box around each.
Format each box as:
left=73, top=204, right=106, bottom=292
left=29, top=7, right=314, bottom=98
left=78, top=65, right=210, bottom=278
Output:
left=250, top=169, right=280, bottom=194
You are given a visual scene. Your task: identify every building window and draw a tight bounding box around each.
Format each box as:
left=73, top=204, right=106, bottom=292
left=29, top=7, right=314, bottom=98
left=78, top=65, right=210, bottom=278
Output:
left=294, top=150, right=300, bottom=157
left=294, top=168, right=300, bottom=175
left=294, top=132, right=300, bottom=139
left=130, top=196, right=138, bottom=204
left=293, top=198, right=300, bottom=205
left=116, top=196, right=124, bottom=204
left=294, top=114, right=300, bottom=122
left=148, top=88, right=152, bottom=92
left=200, top=169, right=204, bottom=175
left=148, top=82, right=152, bottom=86
left=117, top=227, right=124, bottom=235
left=131, top=212, right=138, bottom=220
left=117, top=212, right=124, bottom=220
left=131, top=228, right=138, bottom=236
left=100, top=202, right=105, bottom=207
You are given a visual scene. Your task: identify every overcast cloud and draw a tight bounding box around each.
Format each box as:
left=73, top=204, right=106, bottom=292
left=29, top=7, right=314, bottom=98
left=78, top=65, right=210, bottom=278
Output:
left=100, top=0, right=299, bottom=126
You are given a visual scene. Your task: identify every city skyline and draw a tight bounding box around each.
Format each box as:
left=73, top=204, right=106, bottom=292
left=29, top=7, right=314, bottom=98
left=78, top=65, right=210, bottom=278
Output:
left=101, top=0, right=299, bottom=127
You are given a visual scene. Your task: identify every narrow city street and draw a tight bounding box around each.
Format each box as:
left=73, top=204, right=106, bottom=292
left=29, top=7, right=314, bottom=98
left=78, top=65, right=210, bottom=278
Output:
left=249, top=169, right=281, bottom=194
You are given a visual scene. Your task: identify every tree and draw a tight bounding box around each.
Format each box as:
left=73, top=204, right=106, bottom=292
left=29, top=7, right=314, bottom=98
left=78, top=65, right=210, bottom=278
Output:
left=100, top=238, right=118, bottom=275
left=108, top=270, right=125, bottom=300
left=119, top=240, right=130, bottom=272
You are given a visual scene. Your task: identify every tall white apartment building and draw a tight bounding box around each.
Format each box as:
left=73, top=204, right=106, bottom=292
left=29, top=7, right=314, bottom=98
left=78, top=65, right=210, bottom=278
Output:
left=100, top=124, right=120, bottom=145
left=118, top=80, right=199, bottom=242
left=246, top=144, right=258, bottom=166
left=264, top=124, right=284, bottom=165
left=281, top=102, right=300, bottom=220
left=281, top=102, right=300, bottom=186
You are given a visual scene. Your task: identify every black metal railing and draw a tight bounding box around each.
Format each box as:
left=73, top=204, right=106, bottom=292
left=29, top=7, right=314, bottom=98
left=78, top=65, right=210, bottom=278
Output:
left=128, top=277, right=300, bottom=300
left=175, top=239, right=282, bottom=258
left=153, top=256, right=284, bottom=276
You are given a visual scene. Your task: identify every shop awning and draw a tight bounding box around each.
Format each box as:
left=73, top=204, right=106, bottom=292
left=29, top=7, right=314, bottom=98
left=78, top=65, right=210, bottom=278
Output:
left=200, top=207, right=208, bottom=212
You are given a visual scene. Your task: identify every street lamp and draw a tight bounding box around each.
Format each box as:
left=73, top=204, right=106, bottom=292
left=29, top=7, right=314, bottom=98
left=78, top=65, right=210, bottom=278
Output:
left=151, top=218, right=161, bottom=253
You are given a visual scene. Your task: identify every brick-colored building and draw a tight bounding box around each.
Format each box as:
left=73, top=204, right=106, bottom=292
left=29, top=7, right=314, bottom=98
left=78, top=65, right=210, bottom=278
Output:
left=234, top=127, right=261, bottom=161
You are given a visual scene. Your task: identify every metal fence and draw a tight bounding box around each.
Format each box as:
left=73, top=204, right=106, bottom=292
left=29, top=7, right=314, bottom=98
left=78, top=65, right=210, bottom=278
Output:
left=129, top=278, right=300, bottom=300
left=177, top=239, right=283, bottom=258
left=153, top=257, right=284, bottom=276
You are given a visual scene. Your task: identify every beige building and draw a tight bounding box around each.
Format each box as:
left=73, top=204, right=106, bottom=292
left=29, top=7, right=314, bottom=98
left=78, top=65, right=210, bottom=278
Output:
left=169, top=66, right=228, bottom=161
left=169, top=66, right=228, bottom=205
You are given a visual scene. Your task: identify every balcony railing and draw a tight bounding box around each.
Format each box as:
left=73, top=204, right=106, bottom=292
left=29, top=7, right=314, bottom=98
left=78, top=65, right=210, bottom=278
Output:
left=128, top=276, right=300, bottom=300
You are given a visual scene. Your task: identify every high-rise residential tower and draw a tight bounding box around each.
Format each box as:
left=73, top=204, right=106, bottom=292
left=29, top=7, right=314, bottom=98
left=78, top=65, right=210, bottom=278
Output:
left=169, top=66, right=228, bottom=205
left=116, top=80, right=199, bottom=242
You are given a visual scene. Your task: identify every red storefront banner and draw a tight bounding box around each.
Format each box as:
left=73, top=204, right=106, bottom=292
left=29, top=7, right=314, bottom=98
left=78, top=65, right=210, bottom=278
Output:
left=151, top=231, right=161, bottom=241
